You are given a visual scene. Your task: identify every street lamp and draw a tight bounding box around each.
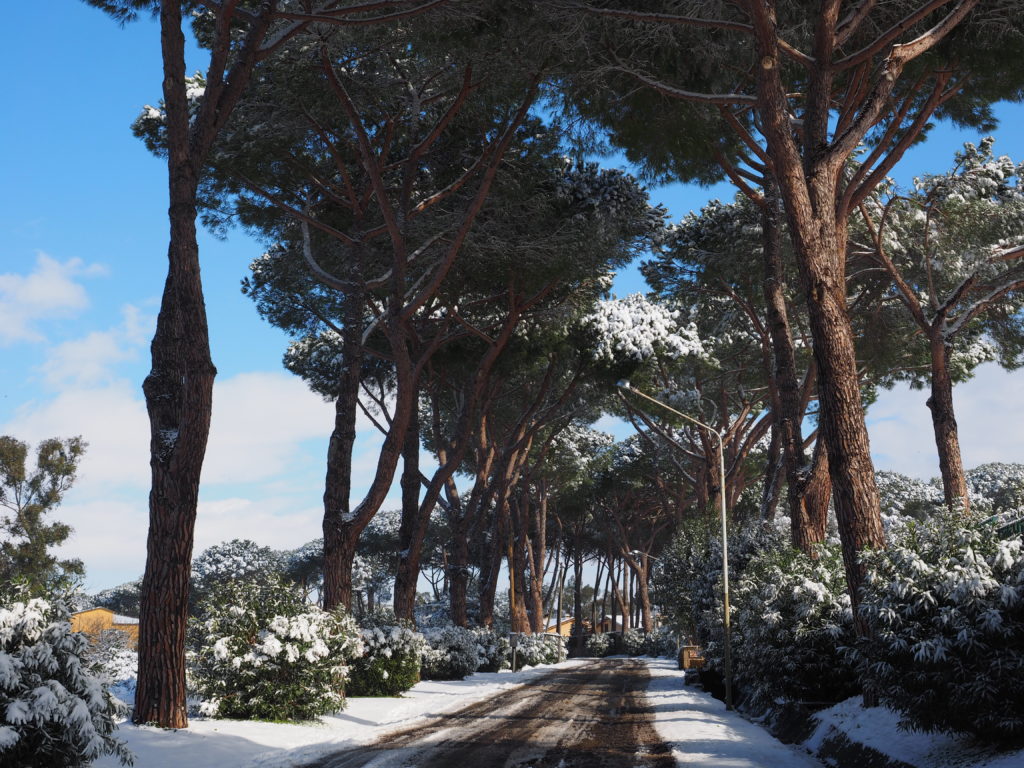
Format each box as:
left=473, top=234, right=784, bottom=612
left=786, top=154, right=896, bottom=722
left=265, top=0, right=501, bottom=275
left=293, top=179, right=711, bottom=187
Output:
left=616, top=380, right=734, bottom=710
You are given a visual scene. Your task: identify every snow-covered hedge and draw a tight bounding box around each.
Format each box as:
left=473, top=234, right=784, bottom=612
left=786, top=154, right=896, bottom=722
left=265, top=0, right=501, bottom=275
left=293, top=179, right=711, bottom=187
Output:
left=621, top=628, right=647, bottom=656
left=643, top=626, right=678, bottom=658
left=511, top=633, right=566, bottom=669
left=471, top=627, right=510, bottom=672
left=731, top=544, right=858, bottom=709
left=189, top=577, right=361, bottom=721
left=585, top=633, right=611, bottom=657
left=0, top=597, right=132, bottom=766
left=420, top=626, right=479, bottom=680
left=347, top=622, right=424, bottom=697
left=853, top=512, right=1024, bottom=741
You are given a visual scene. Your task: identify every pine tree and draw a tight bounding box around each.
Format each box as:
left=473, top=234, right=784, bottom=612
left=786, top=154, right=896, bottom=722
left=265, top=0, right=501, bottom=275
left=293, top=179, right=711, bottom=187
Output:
left=0, top=436, right=86, bottom=599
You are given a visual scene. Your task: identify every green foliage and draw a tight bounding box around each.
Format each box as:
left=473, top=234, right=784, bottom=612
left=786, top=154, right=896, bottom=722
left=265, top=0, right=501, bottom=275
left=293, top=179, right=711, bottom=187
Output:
left=732, top=544, right=858, bottom=709
left=510, top=633, right=566, bottom=669
left=347, top=621, right=424, bottom=697
left=0, top=436, right=86, bottom=598
left=0, top=595, right=132, bottom=766
left=420, top=626, right=479, bottom=680
left=584, top=632, right=611, bottom=658
left=189, top=576, right=361, bottom=721
left=854, top=511, right=1024, bottom=741
left=471, top=628, right=510, bottom=672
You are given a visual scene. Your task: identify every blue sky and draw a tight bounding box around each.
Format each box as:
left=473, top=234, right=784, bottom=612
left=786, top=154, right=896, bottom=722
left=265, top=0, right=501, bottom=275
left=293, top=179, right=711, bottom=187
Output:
left=2, top=4, right=1022, bottom=591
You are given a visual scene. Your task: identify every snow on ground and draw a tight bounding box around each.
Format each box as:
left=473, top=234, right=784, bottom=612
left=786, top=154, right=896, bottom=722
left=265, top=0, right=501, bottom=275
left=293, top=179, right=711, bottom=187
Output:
left=92, top=660, right=590, bottom=768
left=807, top=697, right=1024, bottom=768
left=643, top=658, right=823, bottom=768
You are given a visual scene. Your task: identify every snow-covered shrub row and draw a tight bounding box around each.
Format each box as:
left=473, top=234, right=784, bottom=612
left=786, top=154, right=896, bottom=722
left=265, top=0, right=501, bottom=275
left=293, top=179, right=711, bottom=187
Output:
left=510, top=634, right=566, bottom=669
left=347, top=622, right=424, bottom=697
left=0, top=597, right=132, bottom=766
left=420, top=626, right=479, bottom=680
left=731, top=544, right=858, bottom=709
left=643, top=626, right=678, bottom=658
left=621, top=628, right=646, bottom=656
left=584, top=632, right=611, bottom=658
left=189, top=576, right=361, bottom=721
left=656, top=516, right=788, bottom=671
left=471, top=627, right=510, bottom=672
left=853, top=511, right=1024, bottom=741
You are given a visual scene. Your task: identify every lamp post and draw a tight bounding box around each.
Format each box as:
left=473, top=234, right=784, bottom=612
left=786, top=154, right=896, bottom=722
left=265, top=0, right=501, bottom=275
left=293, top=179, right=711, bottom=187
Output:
left=617, top=380, right=734, bottom=710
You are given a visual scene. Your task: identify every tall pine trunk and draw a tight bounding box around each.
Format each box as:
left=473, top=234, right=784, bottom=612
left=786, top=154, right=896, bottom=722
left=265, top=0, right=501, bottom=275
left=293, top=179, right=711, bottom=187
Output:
left=927, top=331, right=970, bottom=511
left=321, top=290, right=365, bottom=611
left=393, top=400, right=424, bottom=620
left=133, top=2, right=214, bottom=729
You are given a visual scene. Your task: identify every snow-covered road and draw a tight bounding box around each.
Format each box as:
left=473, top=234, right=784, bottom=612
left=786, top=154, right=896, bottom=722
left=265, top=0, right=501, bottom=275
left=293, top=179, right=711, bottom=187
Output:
left=95, top=658, right=825, bottom=768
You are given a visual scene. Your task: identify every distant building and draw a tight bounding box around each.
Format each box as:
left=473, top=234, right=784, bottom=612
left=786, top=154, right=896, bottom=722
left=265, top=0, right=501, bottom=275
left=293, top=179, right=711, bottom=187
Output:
left=543, top=617, right=575, bottom=637
left=70, top=607, right=140, bottom=648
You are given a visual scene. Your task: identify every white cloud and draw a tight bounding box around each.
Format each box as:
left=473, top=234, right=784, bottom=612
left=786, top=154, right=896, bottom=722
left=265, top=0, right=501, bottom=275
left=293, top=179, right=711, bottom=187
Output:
left=202, top=372, right=335, bottom=485
left=867, top=362, right=1024, bottom=480
left=2, top=380, right=152, bottom=494
left=0, top=253, right=106, bottom=345
left=38, top=304, right=151, bottom=388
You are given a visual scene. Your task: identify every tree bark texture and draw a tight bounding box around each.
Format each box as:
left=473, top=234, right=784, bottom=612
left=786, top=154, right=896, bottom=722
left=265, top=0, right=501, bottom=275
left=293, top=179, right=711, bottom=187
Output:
left=321, top=289, right=366, bottom=611
left=393, top=397, right=423, bottom=620
left=134, top=1, right=214, bottom=729
left=927, top=332, right=970, bottom=511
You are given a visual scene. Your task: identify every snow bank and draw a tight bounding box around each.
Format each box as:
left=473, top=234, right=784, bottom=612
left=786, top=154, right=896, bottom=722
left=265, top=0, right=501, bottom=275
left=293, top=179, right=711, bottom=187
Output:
left=92, top=659, right=589, bottom=768
left=643, top=658, right=821, bottom=768
left=807, top=697, right=1024, bottom=768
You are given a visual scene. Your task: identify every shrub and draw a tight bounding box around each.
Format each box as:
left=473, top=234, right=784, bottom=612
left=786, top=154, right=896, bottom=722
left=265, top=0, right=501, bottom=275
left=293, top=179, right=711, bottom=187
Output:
left=471, top=628, right=510, bottom=672
left=189, top=576, right=361, bottom=721
left=510, top=633, right=566, bottom=669
left=584, top=633, right=611, bottom=657
left=731, top=543, right=858, bottom=709
left=420, top=626, right=479, bottom=680
left=643, top=626, right=678, bottom=657
left=82, top=629, right=138, bottom=708
left=0, top=597, right=132, bottom=767
left=657, top=516, right=788, bottom=673
left=347, top=622, right=424, bottom=697
left=621, top=628, right=646, bottom=656
left=854, top=511, right=1024, bottom=741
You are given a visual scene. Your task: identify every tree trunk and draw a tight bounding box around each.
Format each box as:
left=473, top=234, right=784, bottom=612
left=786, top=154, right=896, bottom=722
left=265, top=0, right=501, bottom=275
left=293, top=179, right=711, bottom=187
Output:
left=393, top=398, right=423, bottom=620
left=477, top=513, right=503, bottom=627
left=751, top=13, right=885, bottom=622
left=320, top=289, right=366, bottom=611
left=787, top=199, right=885, bottom=615
left=927, top=331, right=970, bottom=512
left=133, top=1, right=214, bottom=730
left=449, top=523, right=471, bottom=627
left=792, top=437, right=832, bottom=555
left=636, top=566, right=653, bottom=633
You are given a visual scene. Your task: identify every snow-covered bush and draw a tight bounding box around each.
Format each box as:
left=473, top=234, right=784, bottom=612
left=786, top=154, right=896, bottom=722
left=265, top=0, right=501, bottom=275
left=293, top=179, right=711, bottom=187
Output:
left=731, top=544, right=858, bottom=709
left=643, top=626, right=678, bottom=658
left=471, top=627, right=510, bottom=672
left=189, top=576, right=361, bottom=721
left=191, top=539, right=285, bottom=609
left=511, top=633, right=566, bottom=669
left=0, top=597, right=132, bottom=766
left=420, top=626, right=479, bottom=680
left=347, top=621, right=424, bottom=697
left=585, top=632, right=611, bottom=657
left=621, top=628, right=647, bottom=656
left=853, top=511, right=1024, bottom=741
left=82, top=629, right=138, bottom=708
left=657, top=516, right=786, bottom=669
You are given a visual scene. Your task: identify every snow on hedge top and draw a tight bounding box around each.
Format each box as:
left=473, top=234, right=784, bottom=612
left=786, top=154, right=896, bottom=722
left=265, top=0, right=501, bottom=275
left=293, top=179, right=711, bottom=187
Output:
left=584, top=294, right=703, bottom=363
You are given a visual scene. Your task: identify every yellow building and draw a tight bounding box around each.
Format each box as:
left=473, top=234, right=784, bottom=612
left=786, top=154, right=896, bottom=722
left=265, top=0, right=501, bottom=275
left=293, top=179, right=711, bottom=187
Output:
left=70, top=607, right=140, bottom=648
left=543, top=618, right=575, bottom=637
